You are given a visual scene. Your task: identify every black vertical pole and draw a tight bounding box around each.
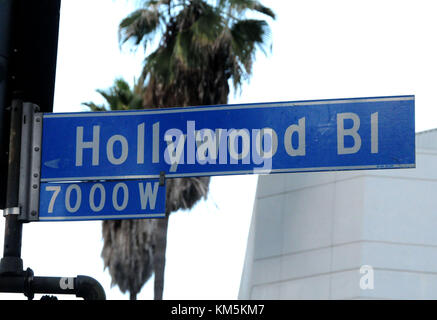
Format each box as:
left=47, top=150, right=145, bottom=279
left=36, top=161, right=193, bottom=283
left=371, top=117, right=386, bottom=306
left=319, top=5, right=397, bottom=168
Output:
left=0, top=0, right=13, bottom=209
left=0, top=99, right=23, bottom=274
left=0, top=0, right=106, bottom=299
left=0, top=0, right=61, bottom=275
left=0, top=0, right=106, bottom=300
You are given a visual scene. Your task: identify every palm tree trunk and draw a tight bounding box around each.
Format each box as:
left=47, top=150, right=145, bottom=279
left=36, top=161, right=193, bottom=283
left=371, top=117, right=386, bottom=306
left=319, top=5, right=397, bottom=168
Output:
left=130, top=292, right=137, bottom=300
left=153, top=216, right=169, bottom=300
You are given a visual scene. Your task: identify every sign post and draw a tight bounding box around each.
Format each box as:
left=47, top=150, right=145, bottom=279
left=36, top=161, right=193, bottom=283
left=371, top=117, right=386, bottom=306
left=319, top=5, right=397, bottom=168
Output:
left=0, top=1, right=108, bottom=300
left=0, top=100, right=106, bottom=300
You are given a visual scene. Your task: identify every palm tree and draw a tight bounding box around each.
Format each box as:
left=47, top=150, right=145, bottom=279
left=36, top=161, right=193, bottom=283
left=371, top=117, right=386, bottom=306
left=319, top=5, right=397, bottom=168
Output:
left=83, top=78, right=212, bottom=300
left=94, top=0, right=275, bottom=300
left=82, top=77, right=143, bottom=111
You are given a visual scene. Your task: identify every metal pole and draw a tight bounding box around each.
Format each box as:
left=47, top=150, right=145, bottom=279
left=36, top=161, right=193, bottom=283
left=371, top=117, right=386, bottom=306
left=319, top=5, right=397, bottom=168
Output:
left=0, top=100, right=106, bottom=299
left=0, top=271, right=106, bottom=300
left=0, top=2, right=106, bottom=299
left=0, top=98, right=23, bottom=274
left=0, top=0, right=13, bottom=211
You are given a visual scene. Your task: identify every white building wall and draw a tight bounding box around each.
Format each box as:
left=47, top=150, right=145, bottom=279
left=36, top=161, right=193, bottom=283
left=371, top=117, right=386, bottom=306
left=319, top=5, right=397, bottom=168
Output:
left=239, top=130, right=437, bottom=299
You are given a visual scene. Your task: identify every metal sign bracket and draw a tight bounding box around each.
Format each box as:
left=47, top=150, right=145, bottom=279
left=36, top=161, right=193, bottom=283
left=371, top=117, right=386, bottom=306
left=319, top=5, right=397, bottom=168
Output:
left=159, top=171, right=166, bottom=187
left=2, top=207, right=20, bottom=217
left=17, top=103, right=42, bottom=222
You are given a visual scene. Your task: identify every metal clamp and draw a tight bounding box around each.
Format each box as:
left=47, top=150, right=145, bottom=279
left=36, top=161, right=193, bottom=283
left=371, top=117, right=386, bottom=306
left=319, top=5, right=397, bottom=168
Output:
left=159, top=171, right=166, bottom=187
left=18, top=103, right=42, bottom=222
left=3, top=207, right=20, bottom=217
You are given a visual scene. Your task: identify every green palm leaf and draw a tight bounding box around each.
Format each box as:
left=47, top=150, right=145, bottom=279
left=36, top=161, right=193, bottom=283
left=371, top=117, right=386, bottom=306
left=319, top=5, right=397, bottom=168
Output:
left=119, top=8, right=161, bottom=49
left=82, top=78, right=143, bottom=112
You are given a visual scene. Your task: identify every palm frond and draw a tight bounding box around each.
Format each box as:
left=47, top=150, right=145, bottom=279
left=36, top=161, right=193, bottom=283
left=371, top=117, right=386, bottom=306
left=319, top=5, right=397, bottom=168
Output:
left=227, top=0, right=275, bottom=19
left=253, top=2, right=275, bottom=19
left=119, top=8, right=162, bottom=49
left=190, top=6, right=223, bottom=47
left=81, top=102, right=107, bottom=112
left=82, top=78, right=143, bottom=112
left=230, top=19, right=269, bottom=75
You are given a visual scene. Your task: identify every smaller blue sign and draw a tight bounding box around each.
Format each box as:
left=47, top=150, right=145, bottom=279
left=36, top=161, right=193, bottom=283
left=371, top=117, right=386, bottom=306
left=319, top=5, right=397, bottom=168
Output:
left=39, top=179, right=165, bottom=221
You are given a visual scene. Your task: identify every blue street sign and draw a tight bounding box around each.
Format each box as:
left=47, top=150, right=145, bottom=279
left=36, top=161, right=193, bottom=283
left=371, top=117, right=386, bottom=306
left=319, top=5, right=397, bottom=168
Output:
left=40, top=96, right=415, bottom=182
left=39, top=179, right=166, bottom=221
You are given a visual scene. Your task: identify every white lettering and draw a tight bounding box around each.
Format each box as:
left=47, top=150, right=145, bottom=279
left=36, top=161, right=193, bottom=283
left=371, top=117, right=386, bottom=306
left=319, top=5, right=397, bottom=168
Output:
left=89, top=183, right=105, bottom=212
left=106, top=135, right=129, bottom=165
left=138, top=182, right=160, bottom=210
left=65, top=184, right=81, bottom=213
left=337, top=113, right=361, bottom=155
left=112, top=183, right=129, bottom=211
left=186, top=121, right=196, bottom=164
left=137, top=123, right=145, bottom=164
left=217, top=129, right=228, bottom=164
left=45, top=185, right=61, bottom=214
left=153, top=122, right=160, bottom=164
left=371, top=112, right=378, bottom=154
left=76, top=126, right=100, bottom=166
left=284, top=117, right=306, bottom=156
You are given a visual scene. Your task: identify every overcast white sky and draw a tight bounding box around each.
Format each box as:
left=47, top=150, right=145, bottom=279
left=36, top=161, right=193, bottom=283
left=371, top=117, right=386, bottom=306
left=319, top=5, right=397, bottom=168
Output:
left=1, top=0, right=437, bottom=300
